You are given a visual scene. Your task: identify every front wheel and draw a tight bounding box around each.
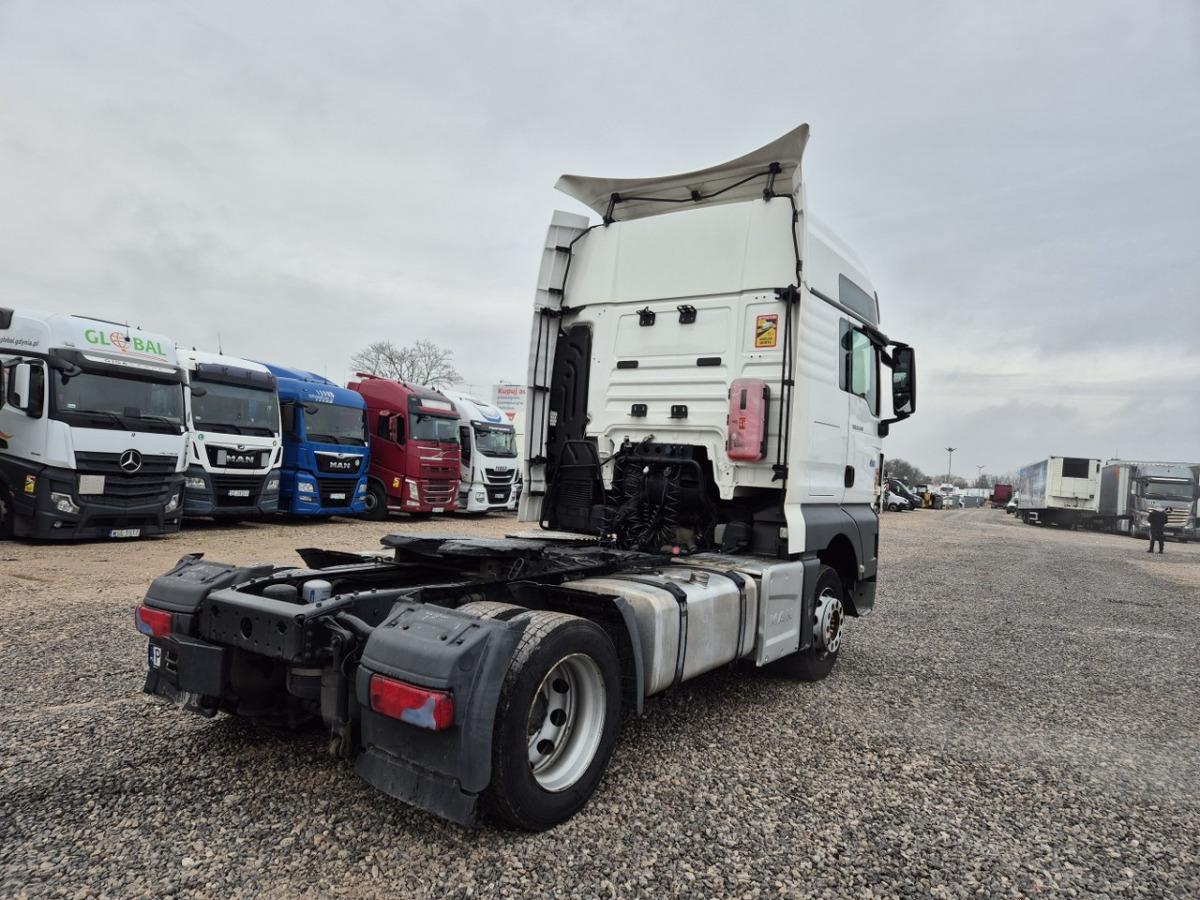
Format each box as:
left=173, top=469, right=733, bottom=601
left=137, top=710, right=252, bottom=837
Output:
left=0, top=489, right=12, bottom=539
left=361, top=482, right=388, bottom=521
left=777, top=565, right=844, bottom=682
left=482, top=611, right=621, bottom=831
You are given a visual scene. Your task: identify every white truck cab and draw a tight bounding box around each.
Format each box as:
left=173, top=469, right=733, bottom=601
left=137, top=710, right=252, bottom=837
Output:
left=440, top=389, right=519, bottom=513
left=0, top=308, right=187, bottom=539
left=179, top=349, right=282, bottom=519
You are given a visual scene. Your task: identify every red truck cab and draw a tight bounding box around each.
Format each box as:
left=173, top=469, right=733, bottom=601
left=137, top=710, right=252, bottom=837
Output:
left=348, top=374, right=461, bottom=518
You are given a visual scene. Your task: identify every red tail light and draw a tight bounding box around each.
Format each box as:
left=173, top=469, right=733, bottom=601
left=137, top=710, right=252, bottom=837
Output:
left=135, top=605, right=172, bottom=639
left=369, top=674, right=454, bottom=731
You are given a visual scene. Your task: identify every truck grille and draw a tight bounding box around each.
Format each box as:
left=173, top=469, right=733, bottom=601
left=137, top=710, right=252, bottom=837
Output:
left=210, top=474, right=262, bottom=508
left=422, top=481, right=458, bottom=505
left=76, top=451, right=178, bottom=476
left=205, top=446, right=270, bottom=469
left=484, top=468, right=517, bottom=484
left=317, top=478, right=357, bottom=508
left=1166, top=508, right=1190, bottom=527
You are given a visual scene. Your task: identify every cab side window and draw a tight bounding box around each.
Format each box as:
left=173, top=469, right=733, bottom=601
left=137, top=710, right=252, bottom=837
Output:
left=839, top=320, right=879, bottom=414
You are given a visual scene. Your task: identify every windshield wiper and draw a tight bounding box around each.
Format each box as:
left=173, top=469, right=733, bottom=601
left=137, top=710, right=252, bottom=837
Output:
left=71, top=409, right=134, bottom=429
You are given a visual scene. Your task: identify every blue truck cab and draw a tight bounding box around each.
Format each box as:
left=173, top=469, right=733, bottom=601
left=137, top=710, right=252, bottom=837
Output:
left=256, top=363, right=369, bottom=516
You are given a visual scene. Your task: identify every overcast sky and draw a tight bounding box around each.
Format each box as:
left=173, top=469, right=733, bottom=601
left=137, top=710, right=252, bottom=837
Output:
left=1, top=1, right=1198, bottom=480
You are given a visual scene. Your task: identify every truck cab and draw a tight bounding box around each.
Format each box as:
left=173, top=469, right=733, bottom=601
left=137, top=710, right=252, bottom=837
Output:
left=179, top=349, right=282, bottom=519
left=138, top=125, right=918, bottom=831
left=440, top=389, right=519, bottom=514
left=256, top=363, right=369, bottom=516
left=348, top=375, right=459, bottom=518
left=0, top=308, right=187, bottom=540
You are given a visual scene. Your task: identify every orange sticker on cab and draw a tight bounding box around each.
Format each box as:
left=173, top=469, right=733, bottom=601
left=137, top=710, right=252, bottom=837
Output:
left=24, top=474, right=36, bottom=493
left=755, top=314, right=778, bottom=348
left=393, top=477, right=401, bottom=489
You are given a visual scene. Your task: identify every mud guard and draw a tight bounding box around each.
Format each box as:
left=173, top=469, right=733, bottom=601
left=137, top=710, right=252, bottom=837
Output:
left=354, top=604, right=528, bottom=826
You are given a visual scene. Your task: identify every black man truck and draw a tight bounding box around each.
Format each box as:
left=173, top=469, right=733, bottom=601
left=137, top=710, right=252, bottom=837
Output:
left=137, top=125, right=918, bottom=830
left=0, top=309, right=187, bottom=539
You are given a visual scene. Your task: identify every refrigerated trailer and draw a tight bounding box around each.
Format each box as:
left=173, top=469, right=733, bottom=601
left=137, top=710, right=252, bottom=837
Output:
left=1018, top=456, right=1101, bottom=527
left=138, top=125, right=917, bottom=830
left=0, top=309, right=187, bottom=539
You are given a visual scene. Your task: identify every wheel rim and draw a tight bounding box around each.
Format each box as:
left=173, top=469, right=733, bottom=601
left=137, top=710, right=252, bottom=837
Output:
left=525, top=653, right=607, bottom=793
left=813, top=584, right=844, bottom=658
left=363, top=491, right=379, bottom=513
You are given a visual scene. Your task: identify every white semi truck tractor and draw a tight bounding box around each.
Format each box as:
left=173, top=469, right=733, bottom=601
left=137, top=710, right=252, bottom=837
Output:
left=0, top=309, right=187, bottom=540
left=137, top=125, right=917, bottom=830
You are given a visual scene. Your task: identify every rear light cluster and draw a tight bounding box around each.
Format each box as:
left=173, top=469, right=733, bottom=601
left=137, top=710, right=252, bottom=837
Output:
left=369, top=674, right=454, bottom=731
left=135, top=606, right=172, bottom=639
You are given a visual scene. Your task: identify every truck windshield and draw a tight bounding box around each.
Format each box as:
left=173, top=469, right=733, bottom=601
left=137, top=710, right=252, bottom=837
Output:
left=411, top=414, right=459, bottom=443
left=305, top=404, right=368, bottom=446
left=192, top=379, right=279, bottom=437
left=52, top=370, right=184, bottom=434
left=1141, top=481, right=1195, bottom=502
left=473, top=423, right=517, bottom=457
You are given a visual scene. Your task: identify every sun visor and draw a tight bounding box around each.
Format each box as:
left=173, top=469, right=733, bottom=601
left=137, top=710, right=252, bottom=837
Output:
left=555, top=124, right=809, bottom=223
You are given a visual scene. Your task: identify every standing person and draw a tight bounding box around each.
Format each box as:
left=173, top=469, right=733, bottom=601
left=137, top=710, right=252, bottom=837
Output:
left=1147, top=505, right=1168, bottom=554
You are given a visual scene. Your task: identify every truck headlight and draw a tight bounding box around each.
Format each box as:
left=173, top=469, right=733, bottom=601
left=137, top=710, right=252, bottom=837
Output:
left=185, top=476, right=207, bottom=490
left=297, top=481, right=317, bottom=494
left=265, top=475, right=280, bottom=492
left=50, top=491, right=81, bottom=514
left=165, top=492, right=181, bottom=513
left=475, top=490, right=487, bottom=503
left=405, top=479, right=419, bottom=505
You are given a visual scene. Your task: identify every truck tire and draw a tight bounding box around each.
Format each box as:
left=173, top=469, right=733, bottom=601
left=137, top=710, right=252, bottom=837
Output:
left=0, top=490, right=11, bottom=540
left=456, top=600, right=527, bottom=621
left=777, top=565, right=844, bottom=682
left=482, top=610, right=621, bottom=831
left=361, top=482, right=388, bottom=521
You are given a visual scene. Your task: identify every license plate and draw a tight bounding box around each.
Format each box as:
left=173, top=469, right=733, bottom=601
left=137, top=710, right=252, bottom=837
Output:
left=331, top=492, right=346, bottom=500
left=109, top=528, right=141, bottom=538
left=227, top=489, right=250, bottom=497
left=433, top=507, right=444, bottom=513
left=148, top=645, right=162, bottom=669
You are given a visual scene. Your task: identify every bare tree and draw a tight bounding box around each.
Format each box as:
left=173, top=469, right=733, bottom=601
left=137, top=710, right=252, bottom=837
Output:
left=350, top=339, right=462, bottom=390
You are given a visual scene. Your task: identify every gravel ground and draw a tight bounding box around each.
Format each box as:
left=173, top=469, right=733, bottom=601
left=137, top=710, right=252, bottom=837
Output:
left=0, top=508, right=1197, bottom=899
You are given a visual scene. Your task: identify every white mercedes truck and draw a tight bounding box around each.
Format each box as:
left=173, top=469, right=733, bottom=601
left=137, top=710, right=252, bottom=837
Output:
left=0, top=309, right=187, bottom=540
left=440, top=388, right=520, bottom=513
left=179, top=349, right=283, bottom=520
left=138, top=125, right=917, bottom=830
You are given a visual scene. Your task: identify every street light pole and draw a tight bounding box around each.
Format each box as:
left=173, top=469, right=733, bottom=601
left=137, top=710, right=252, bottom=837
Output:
left=977, top=464, right=985, bottom=484
left=946, top=447, right=957, bottom=483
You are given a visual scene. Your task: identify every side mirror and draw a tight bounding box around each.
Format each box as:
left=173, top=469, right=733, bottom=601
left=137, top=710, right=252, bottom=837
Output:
left=8, top=363, right=44, bottom=418
left=190, top=384, right=208, bottom=398
left=891, top=346, right=916, bottom=416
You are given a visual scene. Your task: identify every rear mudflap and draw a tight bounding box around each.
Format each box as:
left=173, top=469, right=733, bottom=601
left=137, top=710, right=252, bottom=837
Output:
left=354, top=604, right=527, bottom=825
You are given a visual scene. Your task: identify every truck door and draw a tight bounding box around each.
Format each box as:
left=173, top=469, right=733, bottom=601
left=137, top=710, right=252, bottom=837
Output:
left=841, top=321, right=880, bottom=507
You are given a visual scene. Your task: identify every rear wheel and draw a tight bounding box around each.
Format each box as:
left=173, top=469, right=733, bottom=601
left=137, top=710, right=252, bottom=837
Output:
left=777, top=565, right=844, bottom=682
left=482, top=611, right=621, bottom=831
left=361, top=482, right=388, bottom=521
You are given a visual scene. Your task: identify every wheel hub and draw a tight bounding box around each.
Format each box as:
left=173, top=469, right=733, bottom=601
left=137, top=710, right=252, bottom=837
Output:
left=526, top=653, right=606, bottom=793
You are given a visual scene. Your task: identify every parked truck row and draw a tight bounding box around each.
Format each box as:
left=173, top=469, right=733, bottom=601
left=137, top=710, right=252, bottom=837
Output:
left=0, top=315, right=532, bottom=538
left=136, top=125, right=919, bottom=830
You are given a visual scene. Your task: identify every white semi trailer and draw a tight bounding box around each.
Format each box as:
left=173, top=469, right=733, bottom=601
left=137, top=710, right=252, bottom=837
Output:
left=0, top=308, right=187, bottom=539
left=440, top=388, right=520, bottom=513
left=1018, top=456, right=1101, bottom=527
left=138, top=125, right=917, bottom=830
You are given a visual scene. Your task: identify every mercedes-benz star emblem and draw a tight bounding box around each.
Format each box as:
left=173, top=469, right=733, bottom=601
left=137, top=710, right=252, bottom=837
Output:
left=119, top=449, right=143, bottom=473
